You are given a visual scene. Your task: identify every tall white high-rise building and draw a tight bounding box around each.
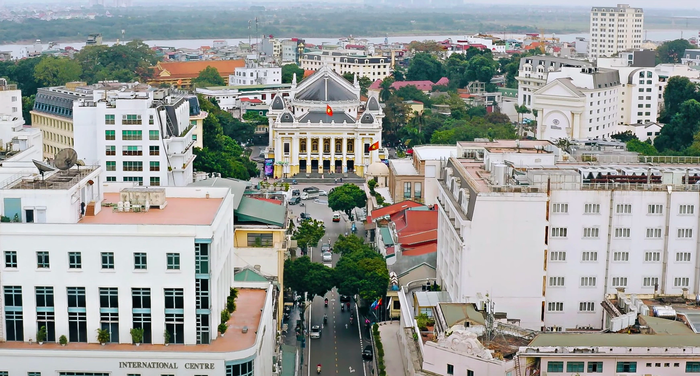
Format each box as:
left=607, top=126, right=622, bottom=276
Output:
left=589, top=4, right=644, bottom=59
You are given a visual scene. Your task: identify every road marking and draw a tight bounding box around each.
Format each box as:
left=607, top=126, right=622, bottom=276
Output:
left=349, top=367, right=356, bottom=373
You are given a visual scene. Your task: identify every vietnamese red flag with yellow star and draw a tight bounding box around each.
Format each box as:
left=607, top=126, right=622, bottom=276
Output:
left=369, top=141, right=380, bottom=151
left=326, top=104, right=333, bottom=117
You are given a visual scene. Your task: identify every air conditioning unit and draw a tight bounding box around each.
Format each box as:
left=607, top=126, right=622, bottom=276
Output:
left=120, top=187, right=167, bottom=209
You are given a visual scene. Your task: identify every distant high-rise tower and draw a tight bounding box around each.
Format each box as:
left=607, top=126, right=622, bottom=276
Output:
left=589, top=4, right=644, bottom=60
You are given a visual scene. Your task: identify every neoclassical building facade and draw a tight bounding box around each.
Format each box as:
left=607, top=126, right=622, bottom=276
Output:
left=266, top=65, right=384, bottom=178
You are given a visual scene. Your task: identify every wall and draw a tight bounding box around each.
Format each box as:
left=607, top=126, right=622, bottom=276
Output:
left=422, top=343, right=511, bottom=376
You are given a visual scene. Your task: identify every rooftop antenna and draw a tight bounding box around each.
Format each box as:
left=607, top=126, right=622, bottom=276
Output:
left=255, top=17, right=260, bottom=64
left=54, top=148, right=78, bottom=171
left=248, top=20, right=252, bottom=51
left=485, top=294, right=495, bottom=342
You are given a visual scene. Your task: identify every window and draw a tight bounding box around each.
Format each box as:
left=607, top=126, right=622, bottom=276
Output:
left=648, top=204, right=663, bottom=214
left=404, top=182, right=412, bottom=199
left=547, top=302, right=564, bottom=312
left=149, top=130, right=159, bottom=140
left=551, top=227, right=567, bottom=237
left=67, top=287, right=87, bottom=342
left=552, top=203, right=568, bottom=213
left=100, top=287, right=119, bottom=343
left=579, top=302, right=595, bottom=312
left=613, top=251, right=629, bottom=261
left=68, top=252, right=82, bottom=269
left=37, top=251, right=50, bottom=268
left=101, top=252, right=114, bottom=269
left=583, top=227, right=599, bottom=238
left=581, top=251, right=597, bottom=261
left=567, top=362, right=584, bottom=372
left=587, top=362, right=603, bottom=373
left=644, top=251, right=660, bottom=262
left=167, top=253, right=180, bottom=270
left=550, top=251, right=566, bottom=261
left=616, top=204, right=632, bottom=214
left=549, top=277, right=565, bottom=286
left=105, top=114, right=115, bottom=125
left=149, top=146, right=160, bottom=156
left=580, top=276, right=597, bottom=287
left=676, top=252, right=692, bottom=262
left=547, top=361, right=564, bottom=372
left=446, top=365, right=454, bottom=375
left=680, top=204, right=695, bottom=215
left=687, top=362, right=700, bottom=372
left=643, top=277, right=659, bottom=288
left=467, top=371, right=473, bottom=376
left=122, top=114, right=142, bottom=125
left=150, top=161, right=160, bottom=172
left=134, top=253, right=147, bottom=269
left=414, top=183, right=422, bottom=199
left=122, top=130, right=142, bottom=140
left=106, top=176, right=116, bottom=182
left=105, top=130, right=115, bottom=140
left=106, top=161, right=116, bottom=171
left=149, top=115, right=154, bottom=125
left=165, top=288, right=184, bottom=344
left=123, top=161, right=143, bottom=172
left=122, top=145, right=143, bottom=156
left=646, top=228, right=662, bottom=238
left=132, top=288, right=152, bottom=343
left=616, top=362, right=636, bottom=372
left=226, top=360, right=254, bottom=376
left=5, top=251, right=17, bottom=268
left=612, top=277, right=627, bottom=287
left=28, top=373, right=41, bottom=376
left=675, top=277, right=689, bottom=287
left=150, top=177, right=160, bottom=186
left=678, top=228, right=693, bottom=238
left=614, top=228, right=630, bottom=238
left=247, top=233, right=273, bottom=247
left=584, top=203, right=600, bottom=214
left=105, top=145, right=116, bottom=156
left=4, top=286, right=23, bottom=341
left=124, top=176, right=143, bottom=185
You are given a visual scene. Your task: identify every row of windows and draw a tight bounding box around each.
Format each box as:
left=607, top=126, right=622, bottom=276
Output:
left=106, top=161, right=160, bottom=172
left=551, top=227, right=693, bottom=239
left=106, top=176, right=160, bottom=186
left=3, top=251, right=180, bottom=270
left=552, top=203, right=694, bottom=215
left=106, top=145, right=160, bottom=156
left=550, top=250, right=692, bottom=263
left=105, top=130, right=159, bottom=141
left=104, top=114, right=154, bottom=125
left=548, top=275, right=688, bottom=288
left=547, top=360, right=700, bottom=373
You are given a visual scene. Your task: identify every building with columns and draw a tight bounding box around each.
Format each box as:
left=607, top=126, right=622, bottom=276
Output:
left=265, top=65, right=383, bottom=178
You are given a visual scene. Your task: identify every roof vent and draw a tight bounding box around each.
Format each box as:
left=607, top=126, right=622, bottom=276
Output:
left=242, top=326, right=249, bottom=333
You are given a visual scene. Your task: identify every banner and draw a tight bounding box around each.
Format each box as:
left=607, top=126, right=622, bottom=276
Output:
left=264, top=158, right=274, bottom=177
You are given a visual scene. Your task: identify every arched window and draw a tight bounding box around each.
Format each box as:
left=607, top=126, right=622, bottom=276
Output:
left=312, top=139, right=319, bottom=152
left=300, top=139, right=307, bottom=153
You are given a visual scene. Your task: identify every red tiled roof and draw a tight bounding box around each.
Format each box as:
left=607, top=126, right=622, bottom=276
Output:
left=369, top=78, right=450, bottom=91
left=399, top=229, right=437, bottom=246
left=402, top=210, right=438, bottom=234
left=402, top=243, right=437, bottom=256
left=371, top=200, right=425, bottom=219
left=252, top=197, right=283, bottom=205
left=386, top=245, right=395, bottom=256
left=153, top=60, right=245, bottom=80
left=241, top=98, right=263, bottom=104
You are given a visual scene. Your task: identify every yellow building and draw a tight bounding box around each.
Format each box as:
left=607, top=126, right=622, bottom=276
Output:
left=149, top=60, right=245, bottom=89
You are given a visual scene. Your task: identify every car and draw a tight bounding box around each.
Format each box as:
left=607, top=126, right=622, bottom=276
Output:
left=310, top=325, right=321, bottom=339
left=300, top=212, right=311, bottom=219
left=322, top=252, right=333, bottom=262
left=319, top=190, right=328, bottom=196
left=321, top=244, right=331, bottom=253
left=332, top=213, right=341, bottom=222
left=292, top=189, right=301, bottom=196
left=340, top=295, right=351, bottom=302
left=303, top=186, right=319, bottom=192
left=289, top=197, right=301, bottom=205
left=362, top=345, right=373, bottom=360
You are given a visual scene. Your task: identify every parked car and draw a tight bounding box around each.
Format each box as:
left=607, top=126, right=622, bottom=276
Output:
left=289, top=197, right=301, bottom=205
left=321, top=244, right=331, bottom=253
left=303, top=186, right=320, bottom=192
left=292, top=189, right=301, bottom=196
left=319, top=190, right=328, bottom=196
left=322, top=252, right=333, bottom=262
left=332, top=213, right=341, bottom=222
left=362, top=345, right=373, bottom=360
left=310, top=325, right=321, bottom=339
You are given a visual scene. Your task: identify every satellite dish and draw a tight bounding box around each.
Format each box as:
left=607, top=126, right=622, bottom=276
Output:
left=32, top=159, right=56, bottom=180
left=54, top=148, right=78, bottom=170
left=76, top=159, right=86, bottom=166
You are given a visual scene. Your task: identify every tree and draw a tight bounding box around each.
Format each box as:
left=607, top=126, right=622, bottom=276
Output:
left=217, top=112, right=255, bottom=145
left=654, top=99, right=700, bottom=152
left=334, top=244, right=389, bottom=301
left=332, top=234, right=370, bottom=256
left=394, top=85, right=431, bottom=106
left=284, top=257, right=335, bottom=298
left=660, top=76, right=699, bottom=122
left=611, top=131, right=638, bottom=143
left=392, top=66, right=407, bottom=81
left=382, top=96, right=410, bottom=145
left=33, top=56, right=82, bottom=87
left=192, top=66, right=225, bottom=88
left=342, top=73, right=372, bottom=97
left=292, top=219, right=326, bottom=252
left=282, top=64, right=304, bottom=83
left=656, top=39, right=694, bottom=64
left=73, top=40, right=157, bottom=84
left=379, top=76, right=395, bottom=103
left=22, top=95, right=35, bottom=125
left=328, top=184, right=368, bottom=216
left=626, top=139, right=658, bottom=156
left=406, top=52, right=444, bottom=82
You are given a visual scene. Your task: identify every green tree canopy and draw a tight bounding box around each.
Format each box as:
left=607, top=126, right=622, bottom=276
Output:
left=406, top=52, right=445, bottom=82
left=33, top=56, right=82, bottom=87
left=656, top=39, right=694, bottom=64
left=192, top=66, right=226, bottom=88
left=216, top=111, right=255, bottom=145
left=282, top=64, right=304, bottom=83
left=73, top=40, right=158, bottom=84
left=334, top=243, right=389, bottom=301
left=292, top=219, right=326, bottom=252
left=382, top=96, right=410, bottom=144
left=430, top=115, right=517, bottom=144
left=654, top=99, right=700, bottom=152
left=332, top=234, right=369, bottom=256
left=394, top=84, right=432, bottom=106
left=328, top=184, right=368, bottom=216
left=284, top=256, right=335, bottom=298
left=626, top=139, right=658, bottom=156
left=342, top=72, right=372, bottom=97
left=661, top=76, right=699, bottom=122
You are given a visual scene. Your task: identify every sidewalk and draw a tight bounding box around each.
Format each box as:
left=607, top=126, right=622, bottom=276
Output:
left=378, top=322, right=406, bottom=376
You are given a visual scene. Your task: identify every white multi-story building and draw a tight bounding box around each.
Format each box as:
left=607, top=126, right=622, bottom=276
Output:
left=682, top=49, right=700, bottom=66
left=0, top=167, right=277, bottom=375
left=196, top=85, right=292, bottom=112
left=230, top=63, right=282, bottom=86
left=589, top=4, right=644, bottom=60
left=72, top=83, right=196, bottom=187
left=437, top=139, right=700, bottom=331
left=516, top=56, right=591, bottom=107
left=0, top=78, right=22, bottom=118
left=597, top=58, right=660, bottom=126
left=300, top=51, right=392, bottom=80
left=533, top=66, right=622, bottom=140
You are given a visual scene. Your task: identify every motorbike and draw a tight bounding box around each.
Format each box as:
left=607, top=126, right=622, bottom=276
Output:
left=324, top=315, right=328, bottom=324
left=324, top=298, right=328, bottom=307
left=317, top=365, right=322, bottom=374
left=341, top=305, right=345, bottom=312
left=350, top=317, right=353, bottom=325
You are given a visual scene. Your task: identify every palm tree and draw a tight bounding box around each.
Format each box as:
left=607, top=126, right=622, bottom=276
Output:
left=515, top=104, right=532, bottom=137
left=379, top=77, right=395, bottom=103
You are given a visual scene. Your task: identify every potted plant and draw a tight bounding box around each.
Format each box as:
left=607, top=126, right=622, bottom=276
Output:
left=164, top=329, right=171, bottom=346
left=130, top=327, right=144, bottom=346
left=37, top=326, right=47, bottom=345
left=97, top=328, right=110, bottom=345
left=59, top=335, right=68, bottom=346
left=218, top=323, right=228, bottom=337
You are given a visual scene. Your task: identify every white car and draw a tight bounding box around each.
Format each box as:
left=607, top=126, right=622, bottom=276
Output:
left=322, top=252, right=333, bottom=262
left=310, top=325, right=321, bottom=339
left=319, top=190, right=328, bottom=196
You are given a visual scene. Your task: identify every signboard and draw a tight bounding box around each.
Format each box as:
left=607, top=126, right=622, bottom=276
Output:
left=264, top=158, right=274, bottom=177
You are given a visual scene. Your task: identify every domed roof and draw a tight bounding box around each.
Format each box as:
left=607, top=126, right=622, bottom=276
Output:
left=367, top=162, right=389, bottom=176
left=367, top=96, right=380, bottom=111
left=271, top=95, right=285, bottom=110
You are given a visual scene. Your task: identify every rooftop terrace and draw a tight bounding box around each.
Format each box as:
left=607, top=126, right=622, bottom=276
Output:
left=3, top=166, right=97, bottom=190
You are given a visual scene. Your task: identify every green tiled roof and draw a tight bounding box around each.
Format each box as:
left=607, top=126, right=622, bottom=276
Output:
left=380, top=227, right=394, bottom=246
left=440, top=303, right=486, bottom=326
left=236, top=197, right=286, bottom=227
left=234, top=268, right=269, bottom=282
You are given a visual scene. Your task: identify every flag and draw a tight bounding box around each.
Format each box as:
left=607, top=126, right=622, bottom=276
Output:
left=326, top=104, right=333, bottom=117
left=370, top=299, right=378, bottom=310
left=374, top=298, right=383, bottom=310
left=368, top=141, right=380, bottom=151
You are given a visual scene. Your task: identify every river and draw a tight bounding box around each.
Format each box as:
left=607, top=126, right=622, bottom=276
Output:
left=0, top=29, right=698, bottom=59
